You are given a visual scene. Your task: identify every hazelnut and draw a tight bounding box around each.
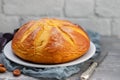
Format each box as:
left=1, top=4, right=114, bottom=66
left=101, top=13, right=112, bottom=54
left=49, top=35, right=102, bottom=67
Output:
left=0, top=67, right=6, bottom=73
left=0, top=64, right=4, bottom=67
left=13, top=69, right=21, bottom=76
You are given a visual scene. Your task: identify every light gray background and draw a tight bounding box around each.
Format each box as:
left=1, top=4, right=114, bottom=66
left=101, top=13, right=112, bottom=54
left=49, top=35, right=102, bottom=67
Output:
left=0, top=0, right=120, bottom=37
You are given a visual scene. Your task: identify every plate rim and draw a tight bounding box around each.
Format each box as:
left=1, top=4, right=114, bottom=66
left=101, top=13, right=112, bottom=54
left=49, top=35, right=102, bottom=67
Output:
left=3, top=41, right=96, bottom=68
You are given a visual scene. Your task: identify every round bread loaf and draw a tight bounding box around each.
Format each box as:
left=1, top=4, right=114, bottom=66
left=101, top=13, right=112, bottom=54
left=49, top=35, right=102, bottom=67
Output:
left=12, top=18, right=90, bottom=64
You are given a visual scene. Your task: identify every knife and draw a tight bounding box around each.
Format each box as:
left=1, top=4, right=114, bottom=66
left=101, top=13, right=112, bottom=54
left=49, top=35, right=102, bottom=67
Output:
left=80, top=51, right=108, bottom=80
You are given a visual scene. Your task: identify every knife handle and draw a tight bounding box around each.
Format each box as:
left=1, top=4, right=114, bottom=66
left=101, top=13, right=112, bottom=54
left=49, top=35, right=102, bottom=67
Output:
left=80, top=62, right=98, bottom=80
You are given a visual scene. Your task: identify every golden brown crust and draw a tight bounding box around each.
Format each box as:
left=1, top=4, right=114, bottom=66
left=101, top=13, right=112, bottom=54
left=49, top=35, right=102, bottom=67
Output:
left=12, top=18, right=90, bottom=64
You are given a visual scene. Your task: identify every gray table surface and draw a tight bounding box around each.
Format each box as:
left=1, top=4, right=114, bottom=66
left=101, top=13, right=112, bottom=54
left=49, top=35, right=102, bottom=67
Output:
left=0, top=36, right=120, bottom=80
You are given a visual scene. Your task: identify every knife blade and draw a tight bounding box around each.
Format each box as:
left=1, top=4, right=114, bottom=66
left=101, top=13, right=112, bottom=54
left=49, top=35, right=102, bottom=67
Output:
left=80, top=51, right=108, bottom=80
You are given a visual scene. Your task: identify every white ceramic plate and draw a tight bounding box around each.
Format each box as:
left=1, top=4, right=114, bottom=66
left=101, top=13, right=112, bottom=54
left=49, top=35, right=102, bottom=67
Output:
left=3, top=41, right=96, bottom=68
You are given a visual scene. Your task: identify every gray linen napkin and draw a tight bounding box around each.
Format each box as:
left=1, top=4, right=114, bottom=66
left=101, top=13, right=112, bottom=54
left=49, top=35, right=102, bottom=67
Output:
left=1, top=30, right=101, bottom=80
